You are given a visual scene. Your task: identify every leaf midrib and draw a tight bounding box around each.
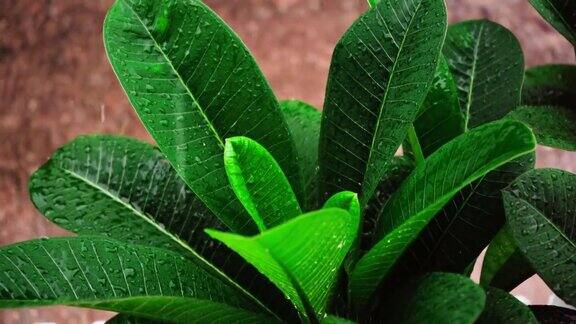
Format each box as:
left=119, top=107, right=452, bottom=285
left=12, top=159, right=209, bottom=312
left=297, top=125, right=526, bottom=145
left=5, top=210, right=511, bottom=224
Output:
left=464, top=21, right=484, bottom=131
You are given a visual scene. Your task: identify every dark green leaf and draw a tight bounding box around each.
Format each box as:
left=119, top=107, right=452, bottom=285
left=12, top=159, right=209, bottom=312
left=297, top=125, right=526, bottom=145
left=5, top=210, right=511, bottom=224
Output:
left=207, top=208, right=359, bottom=320
left=0, top=237, right=275, bottom=322
left=321, top=315, right=357, bottom=324
left=530, top=305, right=576, bottom=324
left=349, top=120, right=536, bottom=309
left=504, top=168, right=576, bottom=307
left=528, top=0, right=576, bottom=46
left=523, top=64, right=576, bottom=108
left=378, top=273, right=485, bottom=324
left=318, top=0, right=447, bottom=205
left=224, top=136, right=301, bottom=231
left=506, top=105, right=576, bottom=151
left=106, top=314, right=161, bottom=324
left=280, top=100, right=321, bottom=211
left=443, top=20, right=524, bottom=129
left=476, top=287, right=538, bottom=324
left=481, top=225, right=534, bottom=291
left=104, top=0, right=302, bottom=234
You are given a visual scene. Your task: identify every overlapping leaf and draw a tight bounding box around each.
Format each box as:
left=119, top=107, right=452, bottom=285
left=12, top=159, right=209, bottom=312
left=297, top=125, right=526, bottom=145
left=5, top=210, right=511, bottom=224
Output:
left=476, top=287, right=538, bottom=324
left=0, top=237, right=274, bottom=322
left=504, top=168, right=576, bottom=306
left=318, top=0, right=447, bottom=205
left=104, top=0, right=302, bottom=234
left=528, top=0, right=576, bottom=46
left=523, top=65, right=576, bottom=108
left=349, top=120, right=536, bottom=309
left=443, top=20, right=524, bottom=129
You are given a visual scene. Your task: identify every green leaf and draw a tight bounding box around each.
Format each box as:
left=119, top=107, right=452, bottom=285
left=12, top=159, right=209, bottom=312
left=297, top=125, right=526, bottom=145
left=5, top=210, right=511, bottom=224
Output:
left=504, top=168, right=576, bottom=307
left=318, top=0, right=447, bottom=205
left=367, top=0, right=379, bottom=8
left=321, top=315, right=357, bottom=324
left=349, top=120, right=536, bottom=309
left=506, top=105, right=576, bottom=151
left=28, top=135, right=291, bottom=319
left=443, top=20, right=524, bottom=130
left=206, top=208, right=359, bottom=320
left=413, top=56, right=465, bottom=157
left=530, top=305, right=576, bottom=323
left=0, top=237, right=275, bottom=322
left=280, top=100, right=322, bottom=211
left=528, top=0, right=576, bottom=46
left=377, top=273, right=485, bottom=323
left=523, top=65, right=576, bottom=108
left=103, top=0, right=302, bottom=234
left=224, top=136, right=301, bottom=231
left=480, top=225, right=534, bottom=291
left=106, top=314, right=159, bottom=324
left=476, top=287, right=538, bottom=324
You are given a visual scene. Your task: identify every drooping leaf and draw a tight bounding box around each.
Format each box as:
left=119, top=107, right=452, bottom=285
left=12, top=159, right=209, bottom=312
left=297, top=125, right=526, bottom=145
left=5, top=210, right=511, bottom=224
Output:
left=224, top=136, right=301, bottom=231
left=506, top=105, right=576, bottom=151
left=504, top=168, right=576, bottom=307
left=523, top=65, right=576, bottom=108
left=0, top=237, right=276, bottom=322
left=530, top=305, right=576, bottom=323
left=528, top=0, right=576, bottom=46
left=375, top=273, right=485, bottom=323
left=279, top=100, right=321, bottom=211
left=104, top=0, right=302, bottom=234
left=28, top=135, right=293, bottom=320
left=207, top=208, right=359, bottom=320
left=349, top=120, right=536, bottom=309
left=480, top=225, right=534, bottom=291
left=413, top=56, right=465, bottom=157
left=443, top=20, right=524, bottom=130
left=318, top=0, right=447, bottom=205
left=476, top=287, right=538, bottom=324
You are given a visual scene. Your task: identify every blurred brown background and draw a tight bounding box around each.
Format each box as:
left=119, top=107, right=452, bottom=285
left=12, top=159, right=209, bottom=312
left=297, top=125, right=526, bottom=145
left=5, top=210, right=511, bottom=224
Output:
left=1, top=0, right=575, bottom=322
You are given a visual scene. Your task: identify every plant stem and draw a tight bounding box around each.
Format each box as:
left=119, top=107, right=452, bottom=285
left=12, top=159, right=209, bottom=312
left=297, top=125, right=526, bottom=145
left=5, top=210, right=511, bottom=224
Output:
left=407, top=125, right=425, bottom=167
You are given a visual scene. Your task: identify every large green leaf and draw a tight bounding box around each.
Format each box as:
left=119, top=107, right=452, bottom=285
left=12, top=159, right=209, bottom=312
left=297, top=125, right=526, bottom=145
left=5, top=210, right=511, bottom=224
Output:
left=523, top=65, right=576, bottom=109
left=318, top=0, right=447, bottom=205
left=224, top=137, right=301, bottom=231
left=104, top=0, right=302, bottom=234
left=504, top=168, right=576, bottom=307
left=207, top=208, right=359, bottom=320
left=480, top=225, right=534, bottom=291
left=0, top=237, right=275, bottom=322
left=349, top=120, right=536, bottom=309
left=443, top=20, right=524, bottom=129
left=528, top=0, right=576, bottom=46
left=375, top=273, right=485, bottom=323
left=28, top=135, right=292, bottom=319
left=506, top=106, right=576, bottom=151
left=476, top=287, right=538, bottom=324
left=280, top=100, right=321, bottom=211
left=530, top=305, right=576, bottom=323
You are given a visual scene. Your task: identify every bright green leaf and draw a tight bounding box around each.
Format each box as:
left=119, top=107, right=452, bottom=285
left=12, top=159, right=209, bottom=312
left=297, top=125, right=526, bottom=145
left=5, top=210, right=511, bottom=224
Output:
left=350, top=120, right=536, bottom=309
left=280, top=100, right=322, bottom=211
left=506, top=105, right=576, bottom=151
left=318, top=0, right=447, bottom=205
left=104, top=0, right=302, bottom=234
left=523, top=64, right=576, bottom=109
left=476, top=287, right=538, bottom=324
left=224, top=137, right=301, bottom=231
left=528, top=0, right=576, bottom=46
left=444, top=20, right=524, bottom=130
left=206, top=208, right=359, bottom=320
left=504, top=168, right=576, bottom=306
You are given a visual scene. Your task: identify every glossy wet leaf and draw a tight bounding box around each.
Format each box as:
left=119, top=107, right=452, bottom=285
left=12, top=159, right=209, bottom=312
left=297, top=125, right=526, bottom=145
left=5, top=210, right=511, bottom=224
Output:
left=318, top=0, right=447, bottom=205
left=224, top=137, right=301, bottom=231
left=506, top=105, right=576, bottom=151
left=481, top=225, right=534, bottom=291
left=377, top=273, right=485, bottom=323
left=324, top=191, right=361, bottom=272
left=523, top=65, right=576, bottom=109
left=476, top=287, right=538, bottom=324
left=528, top=0, right=576, bottom=46
left=444, top=20, right=524, bottom=129
left=280, top=100, right=321, bottom=211
left=530, top=305, right=576, bottom=323
left=207, top=208, right=359, bottom=319
left=504, top=168, right=576, bottom=306
left=349, top=120, right=536, bottom=309
left=104, top=0, right=302, bottom=234
left=0, top=237, right=275, bottom=322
